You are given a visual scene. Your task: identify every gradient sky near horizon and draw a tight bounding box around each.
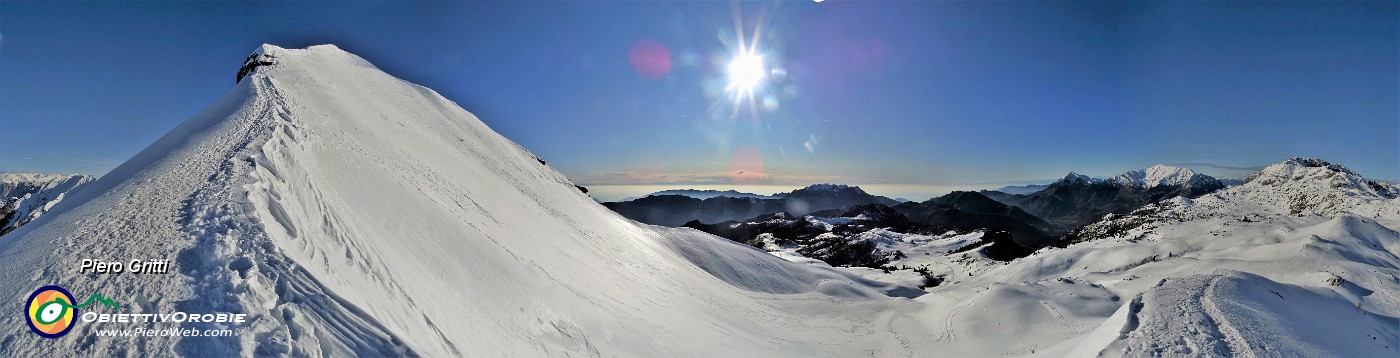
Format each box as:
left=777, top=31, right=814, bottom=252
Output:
left=3, top=1, right=1397, bottom=192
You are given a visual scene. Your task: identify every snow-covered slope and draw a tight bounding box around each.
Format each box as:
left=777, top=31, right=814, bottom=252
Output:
left=0, top=45, right=925, bottom=356
left=0, top=172, right=94, bottom=235
left=991, top=158, right=1400, bottom=356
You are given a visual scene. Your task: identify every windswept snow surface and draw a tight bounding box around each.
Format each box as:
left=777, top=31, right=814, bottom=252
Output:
left=0, top=45, right=927, bottom=357
left=3, top=44, right=1397, bottom=357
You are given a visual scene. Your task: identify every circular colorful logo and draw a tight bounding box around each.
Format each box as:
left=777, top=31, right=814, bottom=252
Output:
left=25, top=285, right=76, bottom=338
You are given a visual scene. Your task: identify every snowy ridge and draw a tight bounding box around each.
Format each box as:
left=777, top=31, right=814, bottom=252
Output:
left=0, top=44, right=929, bottom=357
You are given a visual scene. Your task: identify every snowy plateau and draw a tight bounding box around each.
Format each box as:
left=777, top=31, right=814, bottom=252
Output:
left=0, top=45, right=1396, bottom=357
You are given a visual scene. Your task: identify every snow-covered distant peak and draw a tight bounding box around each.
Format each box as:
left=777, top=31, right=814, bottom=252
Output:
left=0, top=172, right=92, bottom=184
left=1247, top=157, right=1359, bottom=184
left=1058, top=172, right=1095, bottom=185
left=1053, top=165, right=1223, bottom=189
left=0, top=172, right=94, bottom=235
left=1107, top=164, right=1219, bottom=188
left=1243, top=157, right=1397, bottom=200
left=1063, top=157, right=1399, bottom=244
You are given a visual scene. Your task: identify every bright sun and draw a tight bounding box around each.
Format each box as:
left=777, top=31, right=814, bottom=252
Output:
left=726, top=50, right=766, bottom=92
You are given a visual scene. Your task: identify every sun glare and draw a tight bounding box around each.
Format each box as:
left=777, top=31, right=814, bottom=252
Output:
left=726, top=50, right=766, bottom=92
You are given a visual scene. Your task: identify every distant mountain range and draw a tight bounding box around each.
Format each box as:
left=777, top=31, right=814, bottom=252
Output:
left=982, top=164, right=1226, bottom=231
left=0, top=172, right=94, bottom=235
left=641, top=189, right=775, bottom=200
left=604, top=165, right=1237, bottom=248
left=602, top=184, right=899, bottom=226
left=990, top=183, right=1050, bottom=195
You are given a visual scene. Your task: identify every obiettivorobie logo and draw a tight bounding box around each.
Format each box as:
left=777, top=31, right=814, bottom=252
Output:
left=24, top=285, right=120, bottom=338
left=24, top=284, right=249, bottom=339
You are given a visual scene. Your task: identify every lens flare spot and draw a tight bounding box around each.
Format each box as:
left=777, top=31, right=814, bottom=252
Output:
left=629, top=39, right=672, bottom=79
left=762, top=95, right=780, bottom=111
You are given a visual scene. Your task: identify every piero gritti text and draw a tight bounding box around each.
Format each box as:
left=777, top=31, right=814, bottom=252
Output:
left=79, top=259, right=173, bottom=274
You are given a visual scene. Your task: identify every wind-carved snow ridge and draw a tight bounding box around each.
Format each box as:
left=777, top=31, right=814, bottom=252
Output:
left=175, top=73, right=414, bottom=356
left=0, top=44, right=934, bottom=356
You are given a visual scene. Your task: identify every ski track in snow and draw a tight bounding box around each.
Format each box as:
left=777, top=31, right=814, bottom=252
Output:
left=1200, top=274, right=1254, bottom=357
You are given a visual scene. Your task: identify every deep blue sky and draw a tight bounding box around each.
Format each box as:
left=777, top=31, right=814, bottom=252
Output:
left=2, top=1, right=1397, bottom=187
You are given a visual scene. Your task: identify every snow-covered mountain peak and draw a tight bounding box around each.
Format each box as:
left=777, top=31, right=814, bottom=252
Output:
left=1058, top=172, right=1094, bottom=185
left=1015, top=158, right=1400, bottom=356
left=1248, top=157, right=1358, bottom=183
left=0, top=172, right=95, bottom=235
left=1061, top=158, right=1400, bottom=246
left=1, top=44, right=929, bottom=356
left=1107, top=164, right=1219, bottom=188
left=0, top=172, right=89, bottom=183
left=1244, top=157, right=1396, bottom=199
